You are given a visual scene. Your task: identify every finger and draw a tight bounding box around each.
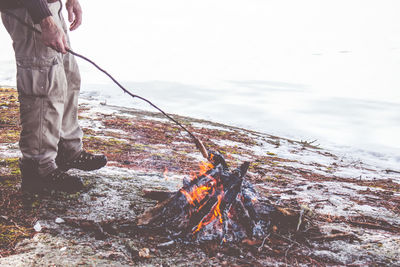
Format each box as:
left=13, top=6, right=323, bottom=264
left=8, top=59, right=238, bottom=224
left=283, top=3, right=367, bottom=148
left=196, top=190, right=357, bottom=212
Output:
left=67, top=6, right=74, bottom=23
left=53, top=43, right=61, bottom=53
left=60, top=44, right=67, bottom=54
left=69, top=20, right=77, bottom=31
left=58, top=35, right=67, bottom=54
left=62, top=34, right=70, bottom=53
left=48, top=39, right=58, bottom=52
left=74, top=11, right=82, bottom=29
left=70, top=8, right=82, bottom=31
left=54, top=43, right=63, bottom=53
left=52, top=39, right=66, bottom=54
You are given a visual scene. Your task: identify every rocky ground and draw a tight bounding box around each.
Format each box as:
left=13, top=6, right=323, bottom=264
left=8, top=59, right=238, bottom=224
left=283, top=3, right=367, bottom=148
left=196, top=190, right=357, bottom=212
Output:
left=1, top=87, right=399, bottom=266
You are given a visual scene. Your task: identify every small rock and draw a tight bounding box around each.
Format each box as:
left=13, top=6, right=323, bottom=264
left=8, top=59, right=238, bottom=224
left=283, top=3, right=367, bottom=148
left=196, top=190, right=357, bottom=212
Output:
left=60, top=247, right=67, bottom=252
left=33, top=221, right=42, bottom=232
left=55, top=218, right=65, bottom=224
left=124, top=240, right=139, bottom=258
left=139, top=248, right=151, bottom=258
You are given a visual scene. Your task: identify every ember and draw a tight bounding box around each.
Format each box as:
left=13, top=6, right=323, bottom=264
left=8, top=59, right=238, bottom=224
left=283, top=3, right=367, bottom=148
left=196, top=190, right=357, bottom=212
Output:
left=138, top=152, right=300, bottom=243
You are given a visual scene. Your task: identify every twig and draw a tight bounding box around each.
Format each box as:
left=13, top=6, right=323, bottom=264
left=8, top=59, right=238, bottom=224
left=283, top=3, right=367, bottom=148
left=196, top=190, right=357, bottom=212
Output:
left=257, top=234, right=270, bottom=252
left=313, top=199, right=330, bottom=203
left=273, top=233, right=311, bottom=252
left=385, top=169, right=400, bottom=174
left=285, top=243, right=295, bottom=258
left=300, top=139, right=320, bottom=148
left=157, top=240, right=175, bottom=248
left=296, top=209, right=304, bottom=231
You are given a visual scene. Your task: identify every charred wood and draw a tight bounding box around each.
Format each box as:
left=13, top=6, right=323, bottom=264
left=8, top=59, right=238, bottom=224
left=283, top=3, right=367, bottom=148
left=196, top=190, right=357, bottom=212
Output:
left=137, top=151, right=305, bottom=243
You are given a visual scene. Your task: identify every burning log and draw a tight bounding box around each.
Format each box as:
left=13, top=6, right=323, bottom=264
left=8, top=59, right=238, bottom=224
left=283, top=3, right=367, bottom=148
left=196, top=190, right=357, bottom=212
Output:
left=138, top=152, right=302, bottom=243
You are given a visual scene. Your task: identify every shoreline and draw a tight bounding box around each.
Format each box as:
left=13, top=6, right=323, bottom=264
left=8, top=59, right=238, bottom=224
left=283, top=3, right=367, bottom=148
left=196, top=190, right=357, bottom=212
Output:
left=2, top=78, right=400, bottom=173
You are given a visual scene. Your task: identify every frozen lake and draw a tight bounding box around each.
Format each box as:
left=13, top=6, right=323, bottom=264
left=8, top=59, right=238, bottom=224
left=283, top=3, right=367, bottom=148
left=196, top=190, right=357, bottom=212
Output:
left=1, top=0, right=399, bottom=169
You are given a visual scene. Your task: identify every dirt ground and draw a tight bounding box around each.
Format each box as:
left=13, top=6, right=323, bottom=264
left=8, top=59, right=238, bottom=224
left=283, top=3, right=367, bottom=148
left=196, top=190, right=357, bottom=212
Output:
left=1, top=87, right=399, bottom=266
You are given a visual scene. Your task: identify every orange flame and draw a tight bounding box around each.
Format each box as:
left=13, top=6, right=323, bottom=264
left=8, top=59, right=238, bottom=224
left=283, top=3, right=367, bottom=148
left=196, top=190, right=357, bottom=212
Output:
left=181, top=155, right=216, bottom=209
left=180, top=189, right=195, bottom=206
left=199, top=161, right=214, bottom=176
left=181, top=185, right=213, bottom=207
left=215, top=194, right=223, bottom=224
left=189, top=170, right=197, bottom=181
left=183, top=153, right=229, bottom=234
left=193, top=193, right=224, bottom=234
left=190, top=153, right=214, bottom=181
left=192, top=185, right=212, bottom=203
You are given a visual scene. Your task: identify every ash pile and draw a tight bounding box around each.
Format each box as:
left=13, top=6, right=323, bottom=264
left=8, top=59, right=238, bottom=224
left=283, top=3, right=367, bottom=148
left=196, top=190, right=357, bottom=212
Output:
left=138, top=152, right=303, bottom=244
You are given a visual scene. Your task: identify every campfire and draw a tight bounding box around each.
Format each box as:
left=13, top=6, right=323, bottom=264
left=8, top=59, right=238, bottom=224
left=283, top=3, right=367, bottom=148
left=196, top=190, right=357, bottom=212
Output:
left=138, top=152, right=301, bottom=243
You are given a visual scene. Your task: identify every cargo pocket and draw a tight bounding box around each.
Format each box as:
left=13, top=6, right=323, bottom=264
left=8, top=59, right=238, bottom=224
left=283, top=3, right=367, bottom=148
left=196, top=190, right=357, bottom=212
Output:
left=16, top=57, right=61, bottom=97
left=18, top=95, right=43, bottom=155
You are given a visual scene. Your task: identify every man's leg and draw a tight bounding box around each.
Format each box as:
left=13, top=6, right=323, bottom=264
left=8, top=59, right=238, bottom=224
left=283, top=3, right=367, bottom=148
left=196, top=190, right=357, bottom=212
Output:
left=1, top=4, right=83, bottom=192
left=53, top=8, right=107, bottom=171
left=50, top=2, right=83, bottom=162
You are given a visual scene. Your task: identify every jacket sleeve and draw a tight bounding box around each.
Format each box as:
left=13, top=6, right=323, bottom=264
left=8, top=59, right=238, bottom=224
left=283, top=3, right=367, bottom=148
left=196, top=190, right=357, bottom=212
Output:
left=22, top=0, right=52, bottom=24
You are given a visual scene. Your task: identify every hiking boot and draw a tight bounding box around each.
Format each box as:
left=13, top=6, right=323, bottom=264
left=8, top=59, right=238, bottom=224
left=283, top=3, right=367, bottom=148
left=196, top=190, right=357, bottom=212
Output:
left=20, top=159, right=84, bottom=193
left=56, top=150, right=107, bottom=171
left=20, top=159, right=43, bottom=193
left=42, top=168, right=84, bottom=193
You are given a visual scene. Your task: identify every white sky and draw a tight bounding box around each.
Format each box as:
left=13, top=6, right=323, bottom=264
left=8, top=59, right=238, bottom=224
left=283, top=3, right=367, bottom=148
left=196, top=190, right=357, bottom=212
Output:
left=67, top=0, right=400, bottom=102
left=2, top=0, right=400, bottom=102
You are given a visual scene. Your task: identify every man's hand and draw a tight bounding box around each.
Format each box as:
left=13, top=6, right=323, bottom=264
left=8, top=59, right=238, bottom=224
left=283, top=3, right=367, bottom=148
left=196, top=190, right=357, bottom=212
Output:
left=40, top=16, right=69, bottom=54
left=66, top=0, right=82, bottom=31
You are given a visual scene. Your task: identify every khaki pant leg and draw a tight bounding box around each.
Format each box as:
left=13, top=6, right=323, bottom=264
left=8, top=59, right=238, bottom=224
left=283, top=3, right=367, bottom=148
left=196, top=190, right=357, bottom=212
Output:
left=58, top=52, right=83, bottom=162
left=1, top=2, right=82, bottom=176
left=52, top=4, right=83, bottom=161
